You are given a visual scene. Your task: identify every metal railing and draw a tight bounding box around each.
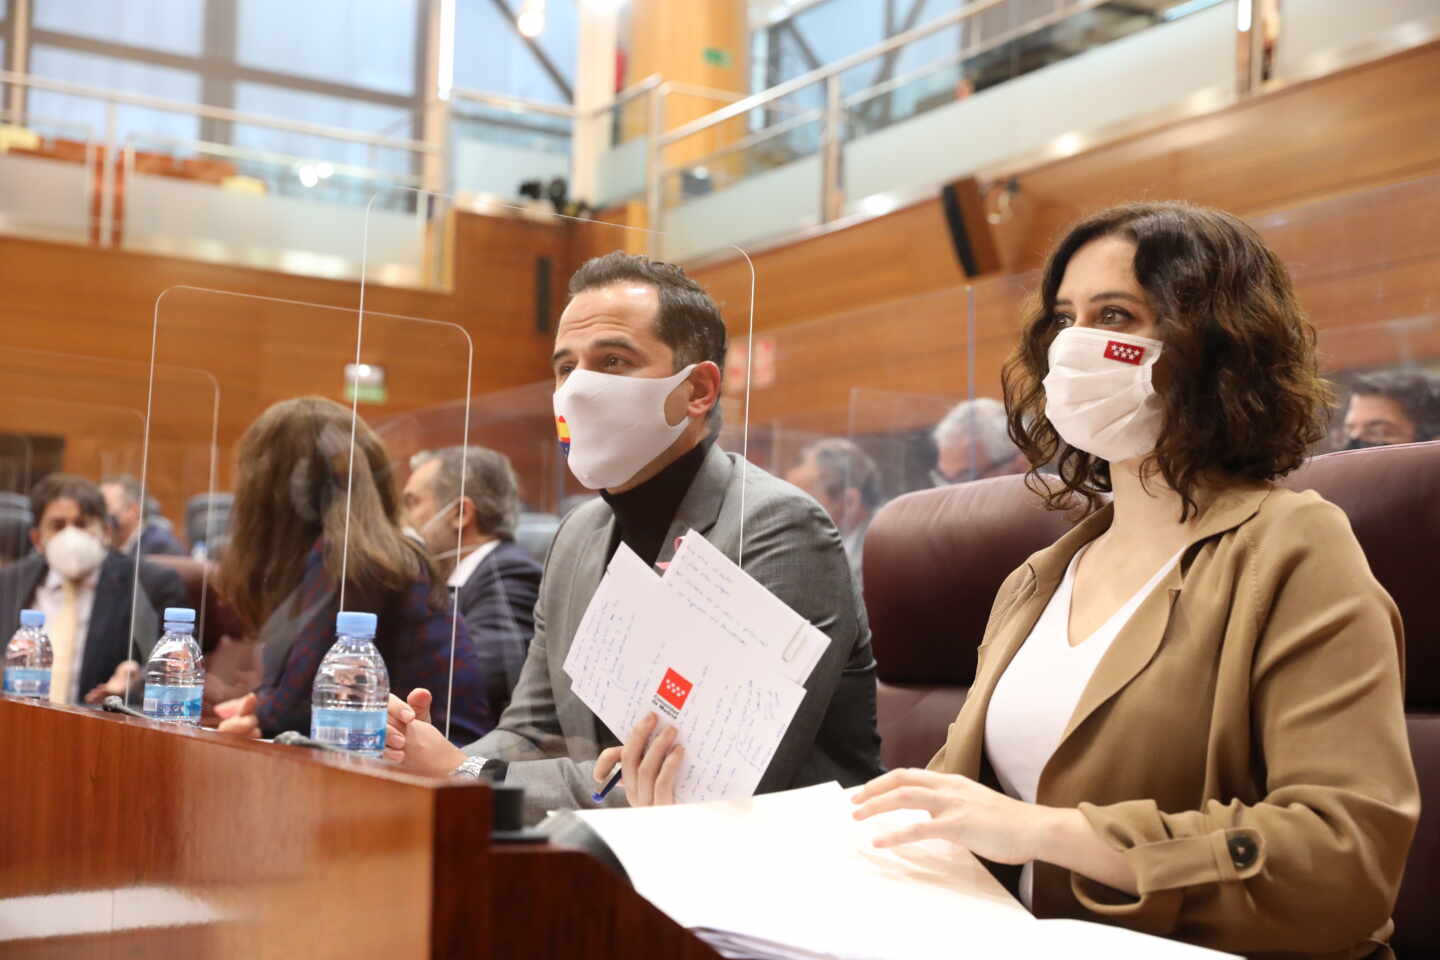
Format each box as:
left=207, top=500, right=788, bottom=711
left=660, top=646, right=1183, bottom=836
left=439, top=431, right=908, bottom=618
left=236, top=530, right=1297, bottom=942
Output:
left=646, top=0, right=1123, bottom=232
left=3, top=0, right=1436, bottom=275
left=447, top=74, right=765, bottom=214
left=0, top=68, right=437, bottom=246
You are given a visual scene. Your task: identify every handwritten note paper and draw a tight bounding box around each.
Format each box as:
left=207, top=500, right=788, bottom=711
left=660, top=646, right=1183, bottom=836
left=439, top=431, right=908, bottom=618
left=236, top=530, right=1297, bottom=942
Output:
left=562, top=540, right=812, bottom=804
left=563, top=546, right=670, bottom=728
left=662, top=652, right=805, bottom=802
left=662, top=530, right=830, bottom=684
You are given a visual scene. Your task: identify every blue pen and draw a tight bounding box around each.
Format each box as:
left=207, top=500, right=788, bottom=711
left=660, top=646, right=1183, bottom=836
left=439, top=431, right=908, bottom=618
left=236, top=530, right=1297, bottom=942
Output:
left=592, top=765, right=622, bottom=803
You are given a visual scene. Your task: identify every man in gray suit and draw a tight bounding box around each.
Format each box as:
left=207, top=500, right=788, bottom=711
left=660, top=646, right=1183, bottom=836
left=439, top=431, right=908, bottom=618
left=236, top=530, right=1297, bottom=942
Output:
left=386, top=253, right=882, bottom=821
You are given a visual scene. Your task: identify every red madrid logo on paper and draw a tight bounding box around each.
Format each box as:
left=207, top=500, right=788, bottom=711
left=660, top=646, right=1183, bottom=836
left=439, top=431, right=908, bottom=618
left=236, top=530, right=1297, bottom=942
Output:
left=655, top=668, right=693, bottom=717
left=1103, top=340, right=1146, bottom=365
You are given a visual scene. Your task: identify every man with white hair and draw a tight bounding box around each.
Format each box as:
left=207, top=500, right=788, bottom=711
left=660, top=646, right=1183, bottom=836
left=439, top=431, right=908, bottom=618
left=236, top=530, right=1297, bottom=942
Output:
left=930, top=397, right=1028, bottom=485
left=402, top=446, right=543, bottom=714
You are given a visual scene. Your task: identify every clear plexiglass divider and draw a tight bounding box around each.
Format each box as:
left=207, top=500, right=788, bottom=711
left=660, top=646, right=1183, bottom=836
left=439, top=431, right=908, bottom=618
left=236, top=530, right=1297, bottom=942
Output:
left=1252, top=173, right=1440, bottom=450
left=357, top=188, right=757, bottom=744
left=725, top=282, right=984, bottom=535
left=134, top=285, right=473, bottom=753
left=0, top=345, right=217, bottom=710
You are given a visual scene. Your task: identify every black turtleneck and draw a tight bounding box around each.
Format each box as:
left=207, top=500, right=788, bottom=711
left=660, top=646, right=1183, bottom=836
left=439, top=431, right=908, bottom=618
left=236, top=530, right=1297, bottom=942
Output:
left=601, top=437, right=713, bottom=568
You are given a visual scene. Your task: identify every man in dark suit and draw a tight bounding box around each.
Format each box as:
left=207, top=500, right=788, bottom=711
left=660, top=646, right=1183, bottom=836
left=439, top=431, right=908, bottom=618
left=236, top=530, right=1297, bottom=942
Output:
left=0, top=474, right=187, bottom=705
left=402, top=446, right=542, bottom=718
left=100, top=475, right=187, bottom=558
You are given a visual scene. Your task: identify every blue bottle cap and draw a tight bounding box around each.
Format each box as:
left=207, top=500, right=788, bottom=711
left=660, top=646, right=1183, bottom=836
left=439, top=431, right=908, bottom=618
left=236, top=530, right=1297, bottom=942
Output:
left=163, top=607, right=197, bottom=623
left=19, top=609, right=44, bottom=628
left=336, top=611, right=378, bottom=639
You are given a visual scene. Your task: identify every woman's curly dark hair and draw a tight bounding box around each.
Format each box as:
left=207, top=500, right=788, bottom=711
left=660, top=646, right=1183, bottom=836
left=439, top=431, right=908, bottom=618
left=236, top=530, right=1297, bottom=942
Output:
left=1002, top=202, right=1333, bottom=521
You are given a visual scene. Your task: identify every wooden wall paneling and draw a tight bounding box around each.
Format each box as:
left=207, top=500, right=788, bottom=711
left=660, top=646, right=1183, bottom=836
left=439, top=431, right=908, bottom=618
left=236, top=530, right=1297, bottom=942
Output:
left=737, top=273, right=1037, bottom=438
left=9, top=30, right=1440, bottom=525
left=691, top=41, right=1440, bottom=333
left=720, top=210, right=1440, bottom=439
left=697, top=199, right=968, bottom=336
left=0, top=208, right=562, bottom=526
left=995, top=41, right=1440, bottom=271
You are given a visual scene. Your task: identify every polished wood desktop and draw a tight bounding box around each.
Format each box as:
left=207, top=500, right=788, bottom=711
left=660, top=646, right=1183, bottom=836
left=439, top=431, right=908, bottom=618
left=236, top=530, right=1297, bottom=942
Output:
left=0, top=696, right=719, bottom=959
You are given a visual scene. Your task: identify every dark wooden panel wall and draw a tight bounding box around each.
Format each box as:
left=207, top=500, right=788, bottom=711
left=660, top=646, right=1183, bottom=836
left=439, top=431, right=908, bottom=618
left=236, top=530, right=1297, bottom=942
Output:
left=692, top=40, right=1440, bottom=335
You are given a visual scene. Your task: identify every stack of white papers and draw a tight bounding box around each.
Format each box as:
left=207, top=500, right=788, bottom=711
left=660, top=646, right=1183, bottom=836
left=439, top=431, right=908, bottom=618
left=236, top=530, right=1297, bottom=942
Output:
left=562, top=531, right=832, bottom=803
left=572, top=783, right=1239, bottom=960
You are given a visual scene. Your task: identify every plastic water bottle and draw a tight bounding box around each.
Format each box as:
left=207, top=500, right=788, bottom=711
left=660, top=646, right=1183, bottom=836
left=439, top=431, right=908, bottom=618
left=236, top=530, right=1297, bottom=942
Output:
left=142, top=607, right=204, bottom=726
left=311, top=611, right=389, bottom=758
left=4, top=610, right=53, bottom=699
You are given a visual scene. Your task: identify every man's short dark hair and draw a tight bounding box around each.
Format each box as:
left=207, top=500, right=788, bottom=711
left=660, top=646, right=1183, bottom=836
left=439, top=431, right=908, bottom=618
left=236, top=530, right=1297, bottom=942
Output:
left=30, top=474, right=107, bottom=528
left=1349, top=369, right=1440, bottom=441
left=569, top=252, right=728, bottom=376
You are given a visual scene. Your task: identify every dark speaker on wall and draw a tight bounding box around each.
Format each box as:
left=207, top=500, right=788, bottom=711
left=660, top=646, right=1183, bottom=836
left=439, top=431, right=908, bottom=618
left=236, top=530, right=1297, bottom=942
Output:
left=939, top=177, right=1001, bottom=278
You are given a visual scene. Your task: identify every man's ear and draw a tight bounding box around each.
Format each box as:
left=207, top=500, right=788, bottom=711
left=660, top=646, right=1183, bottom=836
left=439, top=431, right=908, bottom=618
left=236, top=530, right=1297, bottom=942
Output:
left=686, top=361, right=723, bottom=418
left=29, top=528, right=42, bottom=552
left=840, top=488, right=864, bottom=525
left=455, top=497, right=476, bottom=533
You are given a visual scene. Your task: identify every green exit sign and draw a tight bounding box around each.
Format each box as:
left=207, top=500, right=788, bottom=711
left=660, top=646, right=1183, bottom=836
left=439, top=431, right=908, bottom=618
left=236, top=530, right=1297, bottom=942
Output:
left=702, top=46, right=733, bottom=68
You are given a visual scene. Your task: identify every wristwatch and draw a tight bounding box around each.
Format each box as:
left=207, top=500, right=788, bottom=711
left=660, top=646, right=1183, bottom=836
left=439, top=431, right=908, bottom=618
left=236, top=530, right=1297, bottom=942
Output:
left=452, top=756, right=489, bottom=780
left=452, top=755, right=508, bottom=781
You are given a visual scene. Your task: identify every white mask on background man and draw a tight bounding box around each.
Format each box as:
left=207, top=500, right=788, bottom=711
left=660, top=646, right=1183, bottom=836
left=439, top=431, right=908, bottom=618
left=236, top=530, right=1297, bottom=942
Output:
left=45, top=526, right=107, bottom=582
left=553, top=364, right=697, bottom=490
left=1042, top=326, right=1166, bottom=464
left=403, top=498, right=467, bottom=559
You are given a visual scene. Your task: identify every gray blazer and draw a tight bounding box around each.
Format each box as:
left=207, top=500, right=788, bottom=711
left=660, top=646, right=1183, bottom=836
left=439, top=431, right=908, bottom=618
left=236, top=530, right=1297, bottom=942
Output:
left=470, top=443, right=883, bottom=822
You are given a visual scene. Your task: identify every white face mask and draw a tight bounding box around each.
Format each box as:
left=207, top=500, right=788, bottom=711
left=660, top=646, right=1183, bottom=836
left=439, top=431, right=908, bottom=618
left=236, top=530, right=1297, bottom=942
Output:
left=45, top=525, right=107, bottom=582
left=554, top=364, right=698, bottom=490
left=404, top=497, right=470, bottom=559
left=1042, top=326, right=1166, bottom=464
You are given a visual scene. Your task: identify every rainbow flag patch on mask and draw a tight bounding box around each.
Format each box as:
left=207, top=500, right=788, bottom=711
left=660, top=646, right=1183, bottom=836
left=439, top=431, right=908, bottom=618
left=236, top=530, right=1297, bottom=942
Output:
left=555, top=415, right=572, bottom=457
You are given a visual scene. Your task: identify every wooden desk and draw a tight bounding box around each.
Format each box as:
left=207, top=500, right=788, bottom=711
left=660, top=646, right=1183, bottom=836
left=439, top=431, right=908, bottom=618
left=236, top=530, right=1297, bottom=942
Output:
left=0, top=696, right=719, bottom=959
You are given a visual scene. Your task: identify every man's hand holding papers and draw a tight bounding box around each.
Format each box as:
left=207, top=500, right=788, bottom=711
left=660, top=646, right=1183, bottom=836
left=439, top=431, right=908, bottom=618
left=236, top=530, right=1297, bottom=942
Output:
left=594, top=711, right=683, bottom=806
left=563, top=533, right=830, bottom=806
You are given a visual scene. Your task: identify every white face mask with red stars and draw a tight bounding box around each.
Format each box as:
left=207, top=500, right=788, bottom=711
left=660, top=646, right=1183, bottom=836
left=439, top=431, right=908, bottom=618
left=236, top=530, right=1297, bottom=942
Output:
left=1042, top=326, right=1166, bottom=464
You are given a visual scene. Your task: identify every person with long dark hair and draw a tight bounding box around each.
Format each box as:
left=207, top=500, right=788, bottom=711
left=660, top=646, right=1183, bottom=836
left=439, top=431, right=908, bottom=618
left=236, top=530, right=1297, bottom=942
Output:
left=853, top=204, right=1418, bottom=959
left=213, top=396, right=494, bottom=744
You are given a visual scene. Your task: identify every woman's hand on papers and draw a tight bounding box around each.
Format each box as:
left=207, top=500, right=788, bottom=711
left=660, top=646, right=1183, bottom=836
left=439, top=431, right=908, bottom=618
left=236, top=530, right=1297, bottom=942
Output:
left=595, top=712, right=684, bottom=806
left=214, top=692, right=262, bottom=738
left=850, top=768, right=1056, bottom=866
left=384, top=688, right=466, bottom=776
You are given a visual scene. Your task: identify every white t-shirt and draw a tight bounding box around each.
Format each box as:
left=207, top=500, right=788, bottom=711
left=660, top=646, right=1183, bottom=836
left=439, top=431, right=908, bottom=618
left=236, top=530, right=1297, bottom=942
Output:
left=984, top=542, right=1183, bottom=906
